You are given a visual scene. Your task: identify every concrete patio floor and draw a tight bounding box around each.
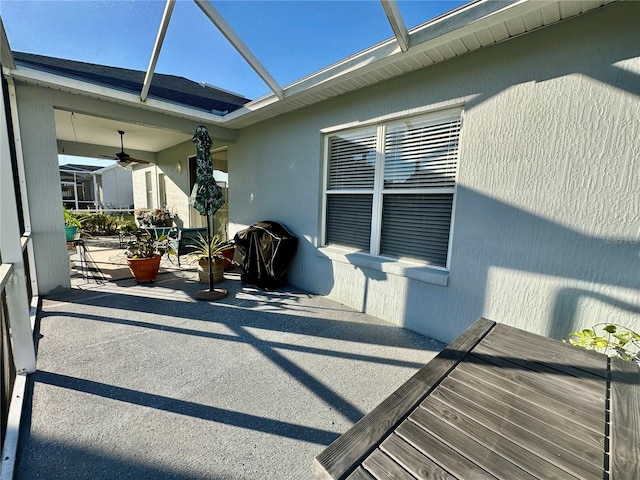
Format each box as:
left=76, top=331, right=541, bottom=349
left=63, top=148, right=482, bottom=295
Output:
left=16, top=269, right=443, bottom=479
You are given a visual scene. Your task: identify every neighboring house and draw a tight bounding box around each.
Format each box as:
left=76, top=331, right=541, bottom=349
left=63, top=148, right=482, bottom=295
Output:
left=2, top=1, right=638, bottom=344
left=91, top=163, right=133, bottom=210
left=59, top=164, right=100, bottom=210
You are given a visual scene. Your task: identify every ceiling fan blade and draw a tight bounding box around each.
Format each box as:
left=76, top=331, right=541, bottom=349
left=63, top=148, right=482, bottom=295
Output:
left=117, top=157, right=151, bottom=167
left=114, top=130, right=151, bottom=165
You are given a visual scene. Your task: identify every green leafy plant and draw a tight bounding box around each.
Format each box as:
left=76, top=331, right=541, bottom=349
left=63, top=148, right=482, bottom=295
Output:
left=115, top=215, right=138, bottom=235
left=125, top=231, right=169, bottom=259
left=191, top=234, right=234, bottom=263
left=63, top=206, right=82, bottom=227
left=565, top=323, right=640, bottom=363
left=76, top=213, right=120, bottom=235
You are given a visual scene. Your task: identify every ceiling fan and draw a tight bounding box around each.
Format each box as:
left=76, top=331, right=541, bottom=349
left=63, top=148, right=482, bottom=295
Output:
left=102, top=130, right=151, bottom=167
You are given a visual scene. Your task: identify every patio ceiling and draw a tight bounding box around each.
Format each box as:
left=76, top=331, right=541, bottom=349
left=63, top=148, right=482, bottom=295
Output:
left=2, top=0, right=618, bottom=157
left=54, top=110, right=192, bottom=156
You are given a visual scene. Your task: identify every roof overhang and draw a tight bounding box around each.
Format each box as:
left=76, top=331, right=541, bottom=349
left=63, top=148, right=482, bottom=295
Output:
left=2, top=0, right=618, bottom=132
left=221, top=0, right=618, bottom=128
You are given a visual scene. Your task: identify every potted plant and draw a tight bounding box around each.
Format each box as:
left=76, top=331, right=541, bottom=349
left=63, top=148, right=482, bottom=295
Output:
left=135, top=208, right=175, bottom=227
left=191, top=234, right=235, bottom=284
left=125, top=231, right=168, bottom=283
left=63, top=206, right=82, bottom=241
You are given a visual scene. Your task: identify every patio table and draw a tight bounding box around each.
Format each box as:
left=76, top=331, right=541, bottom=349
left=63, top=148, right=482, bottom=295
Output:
left=140, top=225, right=173, bottom=239
left=314, top=317, right=639, bottom=480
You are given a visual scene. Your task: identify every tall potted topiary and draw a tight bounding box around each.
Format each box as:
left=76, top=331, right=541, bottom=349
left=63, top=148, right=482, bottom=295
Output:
left=125, top=231, right=168, bottom=283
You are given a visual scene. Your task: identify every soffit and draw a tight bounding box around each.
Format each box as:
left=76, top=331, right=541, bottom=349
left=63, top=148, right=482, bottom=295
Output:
left=54, top=110, right=191, bottom=153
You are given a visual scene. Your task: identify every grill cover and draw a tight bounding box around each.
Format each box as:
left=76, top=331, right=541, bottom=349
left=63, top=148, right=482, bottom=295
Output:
left=234, top=221, right=297, bottom=290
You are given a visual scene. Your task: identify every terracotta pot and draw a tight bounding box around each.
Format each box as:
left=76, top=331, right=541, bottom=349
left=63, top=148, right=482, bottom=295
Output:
left=127, top=255, right=161, bottom=283
left=198, top=258, right=224, bottom=283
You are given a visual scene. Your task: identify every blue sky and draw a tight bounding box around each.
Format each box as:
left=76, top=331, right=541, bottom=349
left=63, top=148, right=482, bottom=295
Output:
left=1, top=0, right=468, bottom=166
left=1, top=0, right=468, bottom=100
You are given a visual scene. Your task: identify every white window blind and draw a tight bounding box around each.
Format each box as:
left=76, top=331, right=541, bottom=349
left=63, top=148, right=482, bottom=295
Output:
left=327, top=129, right=377, bottom=189
left=324, top=109, right=461, bottom=268
left=325, top=128, right=377, bottom=250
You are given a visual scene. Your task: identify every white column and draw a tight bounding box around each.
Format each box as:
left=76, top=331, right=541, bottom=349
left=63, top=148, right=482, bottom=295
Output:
left=0, top=77, right=36, bottom=374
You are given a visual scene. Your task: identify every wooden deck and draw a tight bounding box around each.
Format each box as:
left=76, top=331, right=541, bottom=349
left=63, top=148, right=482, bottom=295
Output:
left=314, top=318, right=640, bottom=480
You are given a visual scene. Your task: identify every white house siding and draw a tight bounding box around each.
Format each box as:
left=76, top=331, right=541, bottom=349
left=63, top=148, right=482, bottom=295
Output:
left=99, top=166, right=133, bottom=208
left=229, top=2, right=639, bottom=343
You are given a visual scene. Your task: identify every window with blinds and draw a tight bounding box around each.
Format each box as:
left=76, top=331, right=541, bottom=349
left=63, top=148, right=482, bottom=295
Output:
left=324, top=109, right=461, bottom=268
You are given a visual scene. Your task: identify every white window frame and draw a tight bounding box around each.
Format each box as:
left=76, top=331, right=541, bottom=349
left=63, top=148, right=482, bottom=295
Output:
left=320, top=107, right=462, bottom=280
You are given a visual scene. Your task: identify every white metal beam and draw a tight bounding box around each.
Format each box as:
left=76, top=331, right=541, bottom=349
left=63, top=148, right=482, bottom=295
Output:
left=141, top=0, right=176, bottom=103
left=380, top=0, right=409, bottom=52
left=194, top=0, right=284, bottom=100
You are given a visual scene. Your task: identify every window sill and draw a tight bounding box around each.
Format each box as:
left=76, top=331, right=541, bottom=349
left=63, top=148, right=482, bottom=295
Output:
left=317, top=246, right=448, bottom=287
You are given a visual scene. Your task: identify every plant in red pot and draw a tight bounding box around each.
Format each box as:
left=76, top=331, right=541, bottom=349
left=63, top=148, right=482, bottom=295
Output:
left=125, top=231, right=168, bottom=283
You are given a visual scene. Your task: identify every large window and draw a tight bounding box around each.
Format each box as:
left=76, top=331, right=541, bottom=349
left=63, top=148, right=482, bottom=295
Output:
left=323, top=108, right=461, bottom=268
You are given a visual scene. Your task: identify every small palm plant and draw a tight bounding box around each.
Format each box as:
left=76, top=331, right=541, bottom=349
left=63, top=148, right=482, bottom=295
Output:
left=191, top=234, right=235, bottom=284
left=191, top=234, right=235, bottom=263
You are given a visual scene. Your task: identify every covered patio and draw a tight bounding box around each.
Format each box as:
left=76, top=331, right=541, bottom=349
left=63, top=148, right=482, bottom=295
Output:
left=3, top=1, right=639, bottom=478
left=16, top=272, right=443, bottom=479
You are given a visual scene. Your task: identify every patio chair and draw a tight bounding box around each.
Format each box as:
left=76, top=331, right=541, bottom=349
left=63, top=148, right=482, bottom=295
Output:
left=167, top=227, right=207, bottom=266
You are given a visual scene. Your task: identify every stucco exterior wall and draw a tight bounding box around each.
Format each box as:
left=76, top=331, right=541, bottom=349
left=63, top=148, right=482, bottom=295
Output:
left=229, top=2, right=639, bottom=343
left=13, top=84, right=70, bottom=292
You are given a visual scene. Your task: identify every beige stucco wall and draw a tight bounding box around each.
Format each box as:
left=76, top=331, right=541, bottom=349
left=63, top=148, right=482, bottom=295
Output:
left=228, top=2, right=640, bottom=342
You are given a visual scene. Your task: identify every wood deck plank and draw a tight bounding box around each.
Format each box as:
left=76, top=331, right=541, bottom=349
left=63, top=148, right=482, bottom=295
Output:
left=437, top=375, right=604, bottom=466
left=416, top=398, right=585, bottom=480
left=431, top=379, right=603, bottom=478
left=362, top=449, right=416, bottom=480
left=465, top=343, right=604, bottom=420
left=380, top=433, right=459, bottom=480
left=479, top=329, right=606, bottom=394
left=610, top=357, right=640, bottom=479
left=313, top=318, right=496, bottom=480
left=403, top=408, right=540, bottom=480
left=395, top=421, right=499, bottom=480
left=346, top=467, right=376, bottom=480
left=491, top=324, right=608, bottom=378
